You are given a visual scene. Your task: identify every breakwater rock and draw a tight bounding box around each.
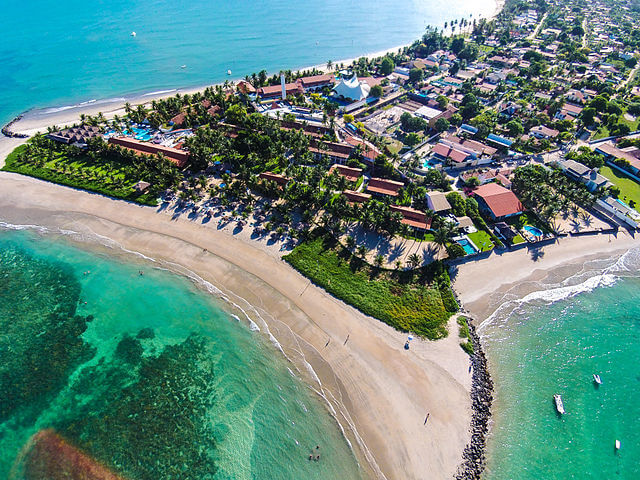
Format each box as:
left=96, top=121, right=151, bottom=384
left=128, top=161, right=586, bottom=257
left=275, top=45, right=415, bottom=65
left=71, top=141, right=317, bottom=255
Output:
left=2, top=115, right=29, bottom=138
left=455, top=318, right=494, bottom=480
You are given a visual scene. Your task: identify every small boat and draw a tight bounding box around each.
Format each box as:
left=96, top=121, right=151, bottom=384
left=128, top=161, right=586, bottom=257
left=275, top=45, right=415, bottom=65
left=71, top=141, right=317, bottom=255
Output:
left=131, top=31, right=137, bottom=37
left=227, top=69, right=232, bottom=75
left=181, top=65, right=187, bottom=69
left=615, top=439, right=621, bottom=450
left=593, top=374, right=602, bottom=385
left=554, top=394, right=565, bottom=414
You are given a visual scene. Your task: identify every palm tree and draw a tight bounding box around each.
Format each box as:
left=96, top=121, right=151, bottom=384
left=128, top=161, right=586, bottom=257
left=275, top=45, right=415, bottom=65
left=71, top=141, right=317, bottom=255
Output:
left=407, top=253, right=422, bottom=269
left=374, top=254, right=385, bottom=268
left=345, top=235, right=356, bottom=250
left=356, top=245, right=368, bottom=259
left=327, top=60, right=333, bottom=71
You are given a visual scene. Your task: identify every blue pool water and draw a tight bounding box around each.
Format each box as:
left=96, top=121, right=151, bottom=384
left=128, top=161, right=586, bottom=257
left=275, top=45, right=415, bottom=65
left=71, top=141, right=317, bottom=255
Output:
left=457, top=238, right=477, bottom=255
left=523, top=225, right=543, bottom=237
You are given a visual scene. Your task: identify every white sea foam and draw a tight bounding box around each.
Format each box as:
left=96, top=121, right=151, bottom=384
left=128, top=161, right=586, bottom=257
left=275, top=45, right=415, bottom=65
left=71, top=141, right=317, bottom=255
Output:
left=38, top=97, right=126, bottom=115
left=142, top=89, right=177, bottom=97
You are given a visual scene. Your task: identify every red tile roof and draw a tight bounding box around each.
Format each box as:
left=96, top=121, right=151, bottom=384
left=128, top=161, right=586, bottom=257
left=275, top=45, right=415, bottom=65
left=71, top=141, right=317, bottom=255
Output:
left=343, top=190, right=371, bottom=203
left=108, top=137, right=189, bottom=168
left=390, top=205, right=432, bottom=230
left=259, top=171, right=290, bottom=186
left=472, top=183, right=524, bottom=218
left=366, top=178, right=404, bottom=196
left=329, top=164, right=363, bottom=182
left=300, top=74, right=335, bottom=88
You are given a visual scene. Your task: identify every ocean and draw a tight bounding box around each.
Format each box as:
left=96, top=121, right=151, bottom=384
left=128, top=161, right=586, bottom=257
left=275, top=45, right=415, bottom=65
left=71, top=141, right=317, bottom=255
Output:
left=0, top=227, right=363, bottom=479
left=481, top=250, right=640, bottom=480
left=0, top=0, right=496, bottom=126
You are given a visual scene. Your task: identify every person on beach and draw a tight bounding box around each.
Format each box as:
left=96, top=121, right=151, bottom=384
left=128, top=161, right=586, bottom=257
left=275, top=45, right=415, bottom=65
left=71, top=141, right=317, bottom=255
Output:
left=424, top=413, right=430, bottom=425
left=325, top=339, right=330, bottom=347
left=344, top=334, right=349, bottom=345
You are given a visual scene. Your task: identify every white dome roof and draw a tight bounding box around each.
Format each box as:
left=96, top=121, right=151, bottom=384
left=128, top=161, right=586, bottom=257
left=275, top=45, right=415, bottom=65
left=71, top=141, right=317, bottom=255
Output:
left=332, top=76, right=370, bottom=101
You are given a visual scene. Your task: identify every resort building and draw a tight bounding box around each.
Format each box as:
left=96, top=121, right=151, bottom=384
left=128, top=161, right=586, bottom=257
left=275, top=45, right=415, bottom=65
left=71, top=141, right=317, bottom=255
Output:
left=425, top=191, right=452, bottom=213
left=333, top=76, right=371, bottom=101
left=366, top=178, right=404, bottom=198
left=258, top=82, right=304, bottom=99
left=108, top=137, right=189, bottom=168
left=390, top=205, right=432, bottom=232
left=309, top=140, right=353, bottom=164
left=329, top=164, right=363, bottom=182
left=343, top=190, right=371, bottom=204
left=258, top=171, right=289, bottom=187
left=472, top=183, right=524, bottom=220
left=47, top=125, right=102, bottom=146
left=300, top=74, right=335, bottom=91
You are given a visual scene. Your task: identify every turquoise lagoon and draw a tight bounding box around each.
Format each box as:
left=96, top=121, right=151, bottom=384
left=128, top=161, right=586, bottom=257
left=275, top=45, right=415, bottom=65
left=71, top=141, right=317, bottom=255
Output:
left=0, top=0, right=496, bottom=125
left=482, top=252, right=640, bottom=479
left=0, top=228, right=363, bottom=479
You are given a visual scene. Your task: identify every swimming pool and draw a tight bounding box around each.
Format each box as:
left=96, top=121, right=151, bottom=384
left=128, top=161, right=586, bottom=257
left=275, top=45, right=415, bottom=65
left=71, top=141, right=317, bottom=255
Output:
left=457, top=238, right=478, bottom=255
left=523, top=225, right=543, bottom=236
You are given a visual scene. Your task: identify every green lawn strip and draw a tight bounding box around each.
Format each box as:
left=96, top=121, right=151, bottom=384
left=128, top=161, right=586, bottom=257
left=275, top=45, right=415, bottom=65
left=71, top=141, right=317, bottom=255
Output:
left=511, top=234, right=526, bottom=245
left=467, top=230, right=494, bottom=252
left=507, top=211, right=551, bottom=233
left=283, top=231, right=457, bottom=339
left=600, top=165, right=640, bottom=211
left=457, top=316, right=474, bottom=355
left=3, top=145, right=157, bottom=206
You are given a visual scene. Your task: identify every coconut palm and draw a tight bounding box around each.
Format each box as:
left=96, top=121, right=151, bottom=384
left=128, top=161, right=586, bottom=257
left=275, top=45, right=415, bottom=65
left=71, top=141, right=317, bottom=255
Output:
left=407, top=253, right=422, bottom=269
left=374, top=254, right=385, bottom=268
left=356, top=245, right=368, bottom=258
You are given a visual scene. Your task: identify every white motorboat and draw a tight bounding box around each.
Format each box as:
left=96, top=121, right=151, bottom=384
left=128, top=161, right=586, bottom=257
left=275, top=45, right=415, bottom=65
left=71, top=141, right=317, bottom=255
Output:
left=131, top=31, right=137, bottom=37
left=593, top=374, right=602, bottom=385
left=615, top=439, right=621, bottom=450
left=554, top=394, right=565, bottom=414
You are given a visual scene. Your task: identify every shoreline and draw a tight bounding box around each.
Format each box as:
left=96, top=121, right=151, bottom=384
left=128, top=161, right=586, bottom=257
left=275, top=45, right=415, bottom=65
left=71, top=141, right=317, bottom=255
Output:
left=0, top=172, right=475, bottom=480
left=1, top=0, right=504, bottom=139
left=452, top=235, right=639, bottom=478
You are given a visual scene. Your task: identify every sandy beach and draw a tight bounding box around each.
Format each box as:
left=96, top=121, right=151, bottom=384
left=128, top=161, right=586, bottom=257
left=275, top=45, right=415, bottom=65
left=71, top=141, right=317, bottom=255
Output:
left=452, top=233, right=640, bottom=321
left=0, top=172, right=474, bottom=480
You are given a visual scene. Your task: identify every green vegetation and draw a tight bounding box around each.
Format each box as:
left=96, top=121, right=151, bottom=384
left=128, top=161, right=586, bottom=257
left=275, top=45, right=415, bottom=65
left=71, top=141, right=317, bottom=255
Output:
left=600, top=165, right=640, bottom=211
left=467, top=230, right=494, bottom=252
left=283, top=231, right=458, bottom=339
left=507, top=211, right=551, bottom=233
left=512, top=234, right=526, bottom=245
left=457, top=316, right=474, bottom=355
left=2, top=140, right=175, bottom=206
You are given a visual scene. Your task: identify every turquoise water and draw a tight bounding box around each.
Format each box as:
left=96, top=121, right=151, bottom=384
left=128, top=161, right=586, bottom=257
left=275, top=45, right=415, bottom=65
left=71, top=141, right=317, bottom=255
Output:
left=458, top=238, right=478, bottom=255
left=523, top=225, right=543, bottom=237
left=482, top=254, right=640, bottom=479
left=0, top=0, right=495, bottom=125
left=0, top=228, right=363, bottom=479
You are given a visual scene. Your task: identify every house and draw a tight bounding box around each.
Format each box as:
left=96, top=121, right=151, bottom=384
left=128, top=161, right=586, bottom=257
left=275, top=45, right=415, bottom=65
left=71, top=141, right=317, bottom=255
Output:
left=472, top=183, right=524, bottom=220
left=426, top=191, right=452, bottom=213
left=108, top=137, right=189, bottom=168
left=236, top=81, right=257, bottom=95
left=366, top=178, right=404, bottom=197
left=594, top=143, right=640, bottom=175
left=557, top=159, right=611, bottom=192
left=47, top=125, right=102, bottom=145
left=565, top=89, right=586, bottom=104
left=530, top=125, right=560, bottom=139
left=343, top=190, right=371, bottom=203
left=555, top=103, right=583, bottom=120
left=390, top=205, right=432, bottom=232
left=259, top=171, right=289, bottom=187
left=431, top=142, right=474, bottom=165
left=486, top=133, right=513, bottom=149
left=344, top=135, right=381, bottom=164
left=329, top=164, right=362, bottom=182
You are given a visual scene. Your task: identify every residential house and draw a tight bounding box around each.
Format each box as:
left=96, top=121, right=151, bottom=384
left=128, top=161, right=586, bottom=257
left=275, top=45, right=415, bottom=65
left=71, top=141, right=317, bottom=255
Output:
left=557, top=159, right=611, bottom=192
left=426, top=191, right=452, bottom=213
left=529, top=125, right=560, bottom=139
left=389, top=205, right=432, bottom=232
left=471, top=183, right=524, bottom=220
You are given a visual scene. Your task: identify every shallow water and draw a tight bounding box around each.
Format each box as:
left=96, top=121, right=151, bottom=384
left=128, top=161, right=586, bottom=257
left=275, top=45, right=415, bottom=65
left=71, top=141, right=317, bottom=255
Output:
left=0, top=0, right=496, bottom=125
left=482, top=250, right=640, bottom=479
left=0, top=228, right=363, bottom=479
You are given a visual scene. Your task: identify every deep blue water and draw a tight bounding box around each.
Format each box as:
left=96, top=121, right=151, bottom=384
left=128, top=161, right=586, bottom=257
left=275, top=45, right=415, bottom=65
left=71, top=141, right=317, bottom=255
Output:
left=0, top=0, right=495, bottom=125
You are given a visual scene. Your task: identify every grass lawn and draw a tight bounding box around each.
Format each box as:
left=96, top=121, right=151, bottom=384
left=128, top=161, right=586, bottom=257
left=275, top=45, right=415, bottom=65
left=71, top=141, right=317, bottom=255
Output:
left=511, top=234, right=526, bottom=245
left=3, top=144, right=158, bottom=205
left=283, top=231, right=458, bottom=339
left=593, top=112, right=638, bottom=140
left=382, top=137, right=404, bottom=155
left=507, top=212, right=551, bottom=232
left=600, top=165, right=640, bottom=211
left=467, top=230, right=494, bottom=252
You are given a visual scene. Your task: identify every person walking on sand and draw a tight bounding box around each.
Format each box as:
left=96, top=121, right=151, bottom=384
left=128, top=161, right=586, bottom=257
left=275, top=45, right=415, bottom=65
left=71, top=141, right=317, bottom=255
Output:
left=424, top=413, right=430, bottom=425
left=344, top=334, right=350, bottom=345
left=325, top=338, right=330, bottom=348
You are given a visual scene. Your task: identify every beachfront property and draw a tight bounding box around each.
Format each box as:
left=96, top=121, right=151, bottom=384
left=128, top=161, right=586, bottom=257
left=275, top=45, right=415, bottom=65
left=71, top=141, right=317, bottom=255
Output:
left=471, top=183, right=524, bottom=220
left=47, top=125, right=102, bottom=146
left=557, top=159, right=611, bottom=192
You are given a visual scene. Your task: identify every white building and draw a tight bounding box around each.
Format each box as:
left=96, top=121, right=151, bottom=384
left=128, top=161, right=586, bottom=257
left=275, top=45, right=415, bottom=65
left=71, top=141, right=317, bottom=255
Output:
left=333, top=76, right=371, bottom=101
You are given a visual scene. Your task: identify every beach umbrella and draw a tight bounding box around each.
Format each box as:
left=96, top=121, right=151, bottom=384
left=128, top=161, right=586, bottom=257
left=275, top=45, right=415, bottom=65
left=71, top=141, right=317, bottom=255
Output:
left=407, top=335, right=414, bottom=341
